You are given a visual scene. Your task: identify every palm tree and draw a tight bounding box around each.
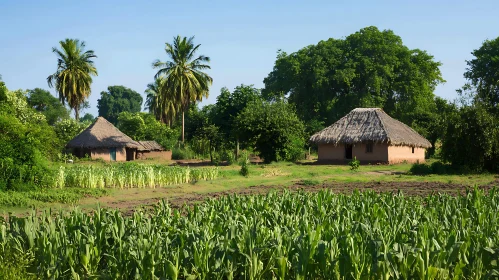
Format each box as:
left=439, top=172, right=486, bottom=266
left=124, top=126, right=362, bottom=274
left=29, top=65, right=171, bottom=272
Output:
left=153, top=35, right=212, bottom=142
left=47, top=39, right=97, bottom=120
left=144, top=78, right=178, bottom=126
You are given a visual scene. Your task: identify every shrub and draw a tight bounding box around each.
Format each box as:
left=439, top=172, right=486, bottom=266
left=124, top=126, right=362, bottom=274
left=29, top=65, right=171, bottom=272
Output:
left=349, top=156, right=360, bottom=171
left=410, top=163, right=432, bottom=175
left=239, top=153, right=250, bottom=177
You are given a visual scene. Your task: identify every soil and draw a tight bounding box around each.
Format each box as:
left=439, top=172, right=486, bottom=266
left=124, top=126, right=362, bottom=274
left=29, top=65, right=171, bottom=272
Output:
left=106, top=180, right=498, bottom=215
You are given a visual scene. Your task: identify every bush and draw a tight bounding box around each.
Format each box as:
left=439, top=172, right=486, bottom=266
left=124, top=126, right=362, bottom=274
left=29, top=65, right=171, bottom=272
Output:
left=239, top=153, right=250, bottom=177
left=172, top=147, right=196, bottom=160
left=410, top=163, right=432, bottom=175
left=349, top=157, right=360, bottom=171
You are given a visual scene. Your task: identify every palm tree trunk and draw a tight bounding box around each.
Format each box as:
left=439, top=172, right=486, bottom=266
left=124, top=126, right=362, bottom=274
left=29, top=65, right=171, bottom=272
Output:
left=75, top=105, right=79, bottom=121
left=182, top=111, right=185, bottom=143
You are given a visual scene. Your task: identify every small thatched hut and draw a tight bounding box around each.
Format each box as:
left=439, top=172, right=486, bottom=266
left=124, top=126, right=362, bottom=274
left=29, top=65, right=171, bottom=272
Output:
left=66, top=117, right=141, bottom=161
left=309, top=108, right=431, bottom=163
left=136, top=141, right=172, bottom=160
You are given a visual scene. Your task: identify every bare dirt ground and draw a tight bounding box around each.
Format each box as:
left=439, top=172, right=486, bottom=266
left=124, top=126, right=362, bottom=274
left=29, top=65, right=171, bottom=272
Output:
left=104, top=180, right=498, bottom=215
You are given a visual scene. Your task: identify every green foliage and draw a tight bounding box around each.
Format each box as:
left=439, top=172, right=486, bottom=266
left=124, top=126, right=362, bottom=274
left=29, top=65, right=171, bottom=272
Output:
left=300, top=179, right=320, bottom=186
left=117, top=112, right=180, bottom=150
left=54, top=118, right=91, bottom=145
left=3, top=189, right=499, bottom=278
left=153, top=35, right=213, bottom=142
left=0, top=86, right=61, bottom=189
left=97, top=85, right=143, bottom=124
left=410, top=161, right=456, bottom=175
left=236, top=100, right=305, bottom=163
left=54, top=163, right=219, bottom=188
left=26, top=88, right=70, bottom=125
left=263, top=26, right=444, bottom=132
left=171, top=146, right=196, bottom=160
left=239, top=154, right=250, bottom=177
left=0, top=188, right=109, bottom=207
left=440, top=105, right=499, bottom=172
left=79, top=112, right=95, bottom=122
left=47, top=38, right=98, bottom=120
left=349, top=156, right=360, bottom=171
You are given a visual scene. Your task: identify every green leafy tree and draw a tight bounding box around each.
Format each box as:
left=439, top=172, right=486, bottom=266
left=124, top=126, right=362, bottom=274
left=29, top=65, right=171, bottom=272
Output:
left=26, top=88, right=70, bottom=125
left=463, top=36, right=499, bottom=110
left=117, top=112, right=180, bottom=150
left=153, top=35, right=213, bottom=143
left=213, top=85, right=262, bottom=141
left=440, top=36, right=499, bottom=172
left=79, top=113, right=95, bottom=123
left=47, top=39, right=98, bottom=120
left=54, top=119, right=91, bottom=145
left=0, top=85, right=60, bottom=189
left=236, top=100, right=305, bottom=163
left=263, top=26, right=444, bottom=130
left=97, top=85, right=143, bottom=124
left=145, top=78, right=177, bottom=126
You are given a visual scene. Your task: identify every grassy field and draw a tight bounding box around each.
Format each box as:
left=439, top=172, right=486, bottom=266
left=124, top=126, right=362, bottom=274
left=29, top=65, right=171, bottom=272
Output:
left=2, top=161, right=498, bottom=216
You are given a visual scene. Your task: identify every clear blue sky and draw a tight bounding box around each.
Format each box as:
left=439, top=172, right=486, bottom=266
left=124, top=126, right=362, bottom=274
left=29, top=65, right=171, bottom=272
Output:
left=1, top=0, right=498, bottom=117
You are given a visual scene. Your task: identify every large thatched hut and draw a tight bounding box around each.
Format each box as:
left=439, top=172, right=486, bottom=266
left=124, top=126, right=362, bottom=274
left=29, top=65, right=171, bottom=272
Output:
left=66, top=117, right=141, bottom=161
left=309, top=108, right=431, bottom=163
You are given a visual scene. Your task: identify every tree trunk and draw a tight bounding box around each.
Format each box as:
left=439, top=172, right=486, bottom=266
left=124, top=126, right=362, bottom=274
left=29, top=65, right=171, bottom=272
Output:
left=209, top=141, right=213, bottom=163
left=236, top=138, right=240, bottom=158
left=182, top=111, right=185, bottom=143
left=75, top=105, right=79, bottom=121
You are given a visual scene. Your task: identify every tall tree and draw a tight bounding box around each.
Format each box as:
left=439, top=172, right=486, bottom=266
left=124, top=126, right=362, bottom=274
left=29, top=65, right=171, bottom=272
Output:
left=153, top=35, right=213, bottom=142
left=263, top=26, right=444, bottom=130
left=145, top=78, right=177, bottom=126
left=47, top=39, right=98, bottom=120
left=26, top=88, right=70, bottom=125
left=97, top=85, right=143, bottom=124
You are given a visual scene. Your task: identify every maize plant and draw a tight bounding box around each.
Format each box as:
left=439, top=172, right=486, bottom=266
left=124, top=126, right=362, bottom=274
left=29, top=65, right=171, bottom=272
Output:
left=1, top=188, right=499, bottom=279
left=56, top=163, right=218, bottom=188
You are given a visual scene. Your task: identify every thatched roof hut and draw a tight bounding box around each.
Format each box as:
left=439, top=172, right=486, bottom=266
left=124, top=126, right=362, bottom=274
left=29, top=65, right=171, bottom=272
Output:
left=138, top=141, right=165, bottom=152
left=310, top=108, right=431, bottom=164
left=310, top=108, right=431, bottom=148
left=67, top=117, right=141, bottom=149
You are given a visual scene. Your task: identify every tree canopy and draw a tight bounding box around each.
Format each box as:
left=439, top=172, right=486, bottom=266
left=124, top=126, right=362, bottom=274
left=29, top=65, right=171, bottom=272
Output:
left=47, top=39, right=98, bottom=120
left=97, top=85, right=143, bottom=124
left=153, top=35, right=213, bottom=142
left=26, top=88, right=70, bottom=125
left=263, top=26, right=444, bottom=131
left=236, top=100, right=305, bottom=163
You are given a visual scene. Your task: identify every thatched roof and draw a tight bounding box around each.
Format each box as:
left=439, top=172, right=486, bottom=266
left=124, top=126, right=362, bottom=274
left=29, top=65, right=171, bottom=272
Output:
left=66, top=117, right=141, bottom=149
left=309, top=108, right=431, bottom=148
left=138, top=141, right=165, bottom=151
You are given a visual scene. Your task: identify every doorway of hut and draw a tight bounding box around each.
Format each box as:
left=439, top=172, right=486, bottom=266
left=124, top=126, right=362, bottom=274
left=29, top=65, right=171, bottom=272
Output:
left=345, top=144, right=353, bottom=159
left=125, top=148, right=135, bottom=161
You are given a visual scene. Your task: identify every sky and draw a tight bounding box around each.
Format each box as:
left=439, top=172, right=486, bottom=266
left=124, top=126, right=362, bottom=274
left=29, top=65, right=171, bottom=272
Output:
left=1, top=0, right=498, bottom=117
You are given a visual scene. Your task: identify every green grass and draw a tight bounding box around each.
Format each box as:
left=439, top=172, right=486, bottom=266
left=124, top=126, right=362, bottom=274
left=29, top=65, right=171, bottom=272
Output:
left=0, top=188, right=110, bottom=208
left=3, top=161, right=497, bottom=216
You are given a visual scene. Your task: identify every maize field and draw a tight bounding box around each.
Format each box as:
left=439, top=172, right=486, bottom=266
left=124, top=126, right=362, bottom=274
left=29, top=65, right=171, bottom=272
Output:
left=53, top=163, right=219, bottom=188
left=1, top=188, right=499, bottom=279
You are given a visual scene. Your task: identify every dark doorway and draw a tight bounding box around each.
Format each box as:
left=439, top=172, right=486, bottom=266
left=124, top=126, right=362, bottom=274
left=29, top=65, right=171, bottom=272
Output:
left=126, top=148, right=135, bottom=161
left=110, top=148, right=117, bottom=161
left=345, top=144, right=353, bottom=159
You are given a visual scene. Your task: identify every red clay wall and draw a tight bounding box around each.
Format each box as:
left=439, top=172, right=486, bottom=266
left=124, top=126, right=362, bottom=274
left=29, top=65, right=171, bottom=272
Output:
left=388, top=146, right=426, bottom=164
left=352, top=143, right=389, bottom=162
left=91, top=147, right=126, bottom=161
left=137, top=150, right=172, bottom=160
left=317, top=144, right=345, bottom=161
left=318, top=143, right=425, bottom=164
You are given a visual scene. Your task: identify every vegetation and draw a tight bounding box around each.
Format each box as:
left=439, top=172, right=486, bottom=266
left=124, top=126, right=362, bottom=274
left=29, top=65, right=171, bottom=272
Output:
left=236, top=100, right=305, bottom=163
left=117, top=112, right=180, bottom=150
left=2, top=188, right=499, bottom=278
left=47, top=39, right=98, bottom=120
left=54, top=163, right=219, bottom=188
left=97, top=85, right=143, bottom=124
left=153, top=35, right=213, bottom=142
left=0, top=188, right=109, bottom=207
left=26, top=88, right=70, bottom=125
